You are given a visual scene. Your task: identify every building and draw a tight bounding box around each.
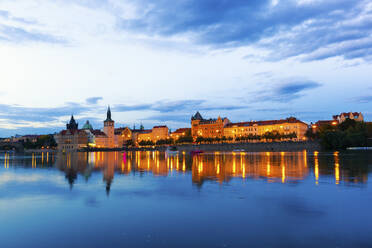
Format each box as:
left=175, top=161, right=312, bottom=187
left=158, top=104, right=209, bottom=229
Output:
left=311, top=112, right=364, bottom=133
left=224, top=117, right=308, bottom=141
left=11, top=135, right=39, bottom=143
left=311, top=120, right=338, bottom=132
left=191, top=111, right=230, bottom=139
left=137, top=126, right=169, bottom=143
left=55, top=107, right=124, bottom=150
left=54, top=115, right=89, bottom=151
left=333, top=112, right=364, bottom=123
left=170, top=128, right=191, bottom=140
left=103, top=106, right=116, bottom=148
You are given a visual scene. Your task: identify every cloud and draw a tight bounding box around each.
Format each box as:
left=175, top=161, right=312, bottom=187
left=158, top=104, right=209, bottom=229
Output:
left=86, top=97, right=103, bottom=105
left=0, top=9, right=9, bottom=18
left=0, top=9, right=65, bottom=44
left=0, top=24, right=65, bottom=43
left=0, top=102, right=91, bottom=124
left=144, top=114, right=189, bottom=123
left=114, top=99, right=247, bottom=113
left=115, top=0, right=371, bottom=61
left=115, top=103, right=152, bottom=112
left=252, top=80, right=322, bottom=102
left=353, top=95, right=372, bottom=103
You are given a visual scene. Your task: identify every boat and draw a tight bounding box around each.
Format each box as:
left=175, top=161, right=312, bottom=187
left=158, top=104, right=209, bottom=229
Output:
left=166, top=146, right=179, bottom=155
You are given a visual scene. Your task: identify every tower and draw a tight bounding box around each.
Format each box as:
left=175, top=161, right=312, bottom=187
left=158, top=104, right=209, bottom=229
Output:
left=104, top=106, right=115, bottom=147
left=67, top=115, right=78, bottom=130
left=191, top=111, right=203, bottom=137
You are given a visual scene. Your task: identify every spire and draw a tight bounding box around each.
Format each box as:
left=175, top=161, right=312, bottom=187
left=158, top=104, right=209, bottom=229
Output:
left=192, top=111, right=203, bottom=120
left=105, top=105, right=113, bottom=122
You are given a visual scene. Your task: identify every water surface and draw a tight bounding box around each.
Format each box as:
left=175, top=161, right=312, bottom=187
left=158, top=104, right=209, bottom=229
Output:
left=1, top=151, right=372, bottom=248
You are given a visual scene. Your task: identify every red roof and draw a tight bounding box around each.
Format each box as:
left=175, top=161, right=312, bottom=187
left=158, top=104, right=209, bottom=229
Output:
left=172, top=128, right=190, bottom=134
left=59, top=129, right=86, bottom=136
left=114, top=128, right=125, bottom=135
left=153, top=125, right=168, bottom=128
left=91, top=130, right=107, bottom=136
left=333, top=112, right=360, bottom=119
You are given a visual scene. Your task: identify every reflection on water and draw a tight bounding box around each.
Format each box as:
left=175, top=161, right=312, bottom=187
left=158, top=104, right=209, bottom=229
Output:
left=1, top=150, right=372, bottom=248
left=2, top=150, right=371, bottom=191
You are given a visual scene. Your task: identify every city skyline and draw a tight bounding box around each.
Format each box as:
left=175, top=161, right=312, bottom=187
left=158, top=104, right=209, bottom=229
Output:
left=1, top=0, right=372, bottom=137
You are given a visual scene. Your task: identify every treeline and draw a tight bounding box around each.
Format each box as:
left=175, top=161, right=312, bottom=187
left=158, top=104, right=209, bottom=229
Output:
left=135, top=131, right=298, bottom=147
left=138, top=136, right=193, bottom=147
left=306, top=119, right=372, bottom=150
left=23, top=135, right=57, bottom=149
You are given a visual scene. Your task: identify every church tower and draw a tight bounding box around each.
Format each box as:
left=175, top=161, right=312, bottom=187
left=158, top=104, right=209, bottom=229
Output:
left=103, top=106, right=115, bottom=147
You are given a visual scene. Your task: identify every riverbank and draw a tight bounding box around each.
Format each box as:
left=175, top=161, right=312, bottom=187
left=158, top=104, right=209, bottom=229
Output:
left=119, top=141, right=321, bottom=152
left=1, top=141, right=322, bottom=153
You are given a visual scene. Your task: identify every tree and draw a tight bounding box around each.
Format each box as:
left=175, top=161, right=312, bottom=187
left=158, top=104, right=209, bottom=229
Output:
left=156, top=138, right=174, bottom=145
left=138, top=140, right=154, bottom=146
left=318, top=120, right=369, bottom=150
left=176, top=136, right=193, bottom=144
left=124, top=139, right=134, bottom=147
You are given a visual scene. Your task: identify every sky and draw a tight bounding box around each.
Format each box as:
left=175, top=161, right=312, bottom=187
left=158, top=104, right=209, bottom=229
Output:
left=0, top=0, right=371, bottom=137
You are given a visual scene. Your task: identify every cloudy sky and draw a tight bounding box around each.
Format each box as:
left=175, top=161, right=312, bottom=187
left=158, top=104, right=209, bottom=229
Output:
left=0, top=0, right=371, bottom=136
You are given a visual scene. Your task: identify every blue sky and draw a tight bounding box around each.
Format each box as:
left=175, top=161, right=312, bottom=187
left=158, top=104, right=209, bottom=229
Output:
left=0, top=0, right=371, bottom=136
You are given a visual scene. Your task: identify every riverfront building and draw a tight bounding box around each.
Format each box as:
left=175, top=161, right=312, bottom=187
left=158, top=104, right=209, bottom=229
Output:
left=55, top=107, right=123, bottom=151
left=55, top=108, right=315, bottom=150
left=312, top=111, right=364, bottom=133
left=191, top=111, right=230, bottom=139
left=137, top=126, right=169, bottom=143
left=224, top=117, right=308, bottom=141
left=333, top=112, right=364, bottom=123
left=170, top=128, right=191, bottom=140
left=54, top=116, right=89, bottom=151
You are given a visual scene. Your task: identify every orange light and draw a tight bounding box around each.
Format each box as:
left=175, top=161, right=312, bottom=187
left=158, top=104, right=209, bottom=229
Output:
left=332, top=121, right=338, bottom=126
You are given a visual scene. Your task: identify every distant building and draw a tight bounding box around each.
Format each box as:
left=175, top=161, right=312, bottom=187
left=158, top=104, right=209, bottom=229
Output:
left=333, top=112, right=364, bottom=123
left=224, top=117, right=308, bottom=141
left=55, top=107, right=124, bottom=150
left=54, top=115, right=89, bottom=151
left=312, top=112, right=364, bottom=133
left=11, top=135, right=39, bottom=143
left=191, top=111, right=230, bottom=139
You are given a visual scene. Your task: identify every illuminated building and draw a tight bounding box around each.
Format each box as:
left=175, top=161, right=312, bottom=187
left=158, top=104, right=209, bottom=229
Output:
left=137, top=126, right=169, bottom=143
left=223, top=117, right=308, bottom=141
left=55, top=107, right=123, bottom=150
left=170, top=128, right=191, bottom=140
left=103, top=106, right=116, bottom=148
left=118, top=125, right=171, bottom=145
left=191, top=111, right=230, bottom=139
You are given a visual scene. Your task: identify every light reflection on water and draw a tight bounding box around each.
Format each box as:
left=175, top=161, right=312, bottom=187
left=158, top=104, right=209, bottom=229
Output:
left=1, top=151, right=372, bottom=248
left=1, top=150, right=371, bottom=190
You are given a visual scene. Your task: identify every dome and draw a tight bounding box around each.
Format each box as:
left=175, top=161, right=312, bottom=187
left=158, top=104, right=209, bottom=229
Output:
left=82, top=120, right=93, bottom=130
